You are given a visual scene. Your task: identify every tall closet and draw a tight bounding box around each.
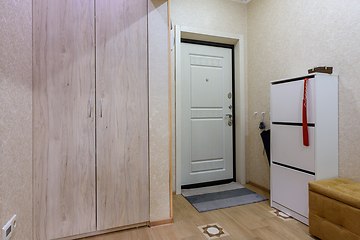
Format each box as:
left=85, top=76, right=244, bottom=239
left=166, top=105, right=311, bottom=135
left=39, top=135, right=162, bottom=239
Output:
left=33, top=0, right=149, bottom=239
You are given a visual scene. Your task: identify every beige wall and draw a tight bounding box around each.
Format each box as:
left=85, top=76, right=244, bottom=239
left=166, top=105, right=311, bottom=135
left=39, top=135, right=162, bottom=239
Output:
left=171, top=0, right=247, bottom=34
left=0, top=1, right=33, bottom=240
left=148, top=0, right=171, bottom=221
left=171, top=0, right=248, bottom=191
left=0, top=1, right=170, bottom=239
left=247, top=0, right=360, bottom=188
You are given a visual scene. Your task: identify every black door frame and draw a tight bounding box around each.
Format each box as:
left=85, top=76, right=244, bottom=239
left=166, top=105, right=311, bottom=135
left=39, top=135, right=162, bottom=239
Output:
left=180, top=38, right=236, bottom=189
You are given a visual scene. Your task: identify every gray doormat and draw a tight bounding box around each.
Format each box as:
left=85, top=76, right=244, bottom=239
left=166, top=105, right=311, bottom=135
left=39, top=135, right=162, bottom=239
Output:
left=182, top=182, right=268, bottom=213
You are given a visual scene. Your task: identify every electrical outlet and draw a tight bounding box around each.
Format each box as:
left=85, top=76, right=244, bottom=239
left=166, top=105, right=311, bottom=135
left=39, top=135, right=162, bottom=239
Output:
left=2, top=215, right=16, bottom=240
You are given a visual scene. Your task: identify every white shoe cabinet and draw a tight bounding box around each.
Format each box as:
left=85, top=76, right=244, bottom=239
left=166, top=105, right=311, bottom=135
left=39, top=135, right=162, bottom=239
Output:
left=270, top=73, right=338, bottom=225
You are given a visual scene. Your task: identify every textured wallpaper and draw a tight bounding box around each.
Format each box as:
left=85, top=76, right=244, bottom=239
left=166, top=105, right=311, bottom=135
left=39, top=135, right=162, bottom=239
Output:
left=0, top=0, right=33, bottom=239
left=171, top=0, right=248, bottom=191
left=148, top=0, right=171, bottom=221
left=247, top=0, right=360, bottom=188
left=171, top=0, right=247, bottom=34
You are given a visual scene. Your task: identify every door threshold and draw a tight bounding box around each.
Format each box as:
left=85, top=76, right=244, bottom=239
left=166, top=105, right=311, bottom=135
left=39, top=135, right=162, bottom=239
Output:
left=181, top=178, right=234, bottom=189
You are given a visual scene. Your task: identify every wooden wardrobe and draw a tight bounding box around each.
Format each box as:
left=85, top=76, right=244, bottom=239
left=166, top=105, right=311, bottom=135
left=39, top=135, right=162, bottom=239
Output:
left=33, top=0, right=149, bottom=239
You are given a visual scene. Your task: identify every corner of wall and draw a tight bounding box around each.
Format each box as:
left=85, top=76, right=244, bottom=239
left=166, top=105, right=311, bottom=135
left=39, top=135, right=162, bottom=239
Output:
left=148, top=0, right=171, bottom=222
left=0, top=1, right=33, bottom=239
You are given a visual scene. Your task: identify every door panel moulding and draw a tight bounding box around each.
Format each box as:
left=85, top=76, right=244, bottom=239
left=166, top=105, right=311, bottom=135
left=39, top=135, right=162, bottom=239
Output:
left=175, top=25, right=246, bottom=194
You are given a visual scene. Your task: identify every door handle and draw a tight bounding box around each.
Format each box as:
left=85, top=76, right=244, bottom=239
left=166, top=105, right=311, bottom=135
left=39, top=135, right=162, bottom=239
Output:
left=100, top=99, right=103, bottom=117
left=89, top=99, right=91, bottom=117
left=226, top=113, right=233, bottom=119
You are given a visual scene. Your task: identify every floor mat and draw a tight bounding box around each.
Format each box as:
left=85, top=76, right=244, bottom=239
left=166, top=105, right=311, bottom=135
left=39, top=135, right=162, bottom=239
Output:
left=182, top=182, right=268, bottom=213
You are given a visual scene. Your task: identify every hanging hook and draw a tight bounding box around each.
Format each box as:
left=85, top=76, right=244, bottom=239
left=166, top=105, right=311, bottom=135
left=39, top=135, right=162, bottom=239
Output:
left=259, top=112, right=265, bottom=130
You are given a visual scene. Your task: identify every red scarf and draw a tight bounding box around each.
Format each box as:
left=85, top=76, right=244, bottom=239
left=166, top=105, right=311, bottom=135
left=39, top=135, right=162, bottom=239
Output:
left=303, top=78, right=309, bottom=146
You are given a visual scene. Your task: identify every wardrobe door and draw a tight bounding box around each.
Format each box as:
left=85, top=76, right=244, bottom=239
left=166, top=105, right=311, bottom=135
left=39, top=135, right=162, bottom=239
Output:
left=96, top=0, right=149, bottom=230
left=33, top=0, right=96, bottom=239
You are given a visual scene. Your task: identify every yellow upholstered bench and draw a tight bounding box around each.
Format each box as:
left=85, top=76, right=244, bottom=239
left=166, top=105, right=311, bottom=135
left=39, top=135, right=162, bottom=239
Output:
left=309, top=178, right=360, bottom=240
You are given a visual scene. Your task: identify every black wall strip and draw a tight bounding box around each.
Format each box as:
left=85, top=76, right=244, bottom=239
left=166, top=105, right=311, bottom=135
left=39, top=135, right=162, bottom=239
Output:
left=272, top=122, right=315, bottom=127
left=272, top=161, right=315, bottom=176
left=271, top=75, right=315, bottom=85
left=181, top=38, right=234, bottom=49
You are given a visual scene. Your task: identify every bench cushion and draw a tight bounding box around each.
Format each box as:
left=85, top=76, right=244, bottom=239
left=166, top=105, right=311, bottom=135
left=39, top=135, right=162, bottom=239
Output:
left=309, top=177, right=360, bottom=209
left=309, top=191, right=360, bottom=239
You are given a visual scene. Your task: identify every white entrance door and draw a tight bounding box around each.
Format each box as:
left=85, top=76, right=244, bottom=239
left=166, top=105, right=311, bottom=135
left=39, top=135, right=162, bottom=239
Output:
left=181, top=42, right=233, bottom=186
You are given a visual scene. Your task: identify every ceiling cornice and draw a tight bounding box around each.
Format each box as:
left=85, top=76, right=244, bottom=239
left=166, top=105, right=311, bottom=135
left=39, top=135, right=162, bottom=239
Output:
left=230, top=0, right=252, bottom=3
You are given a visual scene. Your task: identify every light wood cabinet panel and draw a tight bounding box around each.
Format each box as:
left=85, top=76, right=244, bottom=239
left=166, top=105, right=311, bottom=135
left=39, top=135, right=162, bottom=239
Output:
left=34, top=0, right=149, bottom=237
left=33, top=0, right=96, bottom=239
left=95, top=0, right=149, bottom=230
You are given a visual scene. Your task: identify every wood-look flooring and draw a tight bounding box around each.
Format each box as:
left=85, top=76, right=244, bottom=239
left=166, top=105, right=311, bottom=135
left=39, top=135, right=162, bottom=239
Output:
left=83, top=184, right=315, bottom=240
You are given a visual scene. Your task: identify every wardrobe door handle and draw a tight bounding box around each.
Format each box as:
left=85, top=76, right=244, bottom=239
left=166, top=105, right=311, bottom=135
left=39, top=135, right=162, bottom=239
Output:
left=100, top=99, right=103, bottom=117
left=89, top=99, right=91, bottom=117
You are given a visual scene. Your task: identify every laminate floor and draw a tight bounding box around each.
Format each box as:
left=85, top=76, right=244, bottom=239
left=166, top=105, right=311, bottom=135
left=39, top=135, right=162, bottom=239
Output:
left=84, top=184, right=315, bottom=240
